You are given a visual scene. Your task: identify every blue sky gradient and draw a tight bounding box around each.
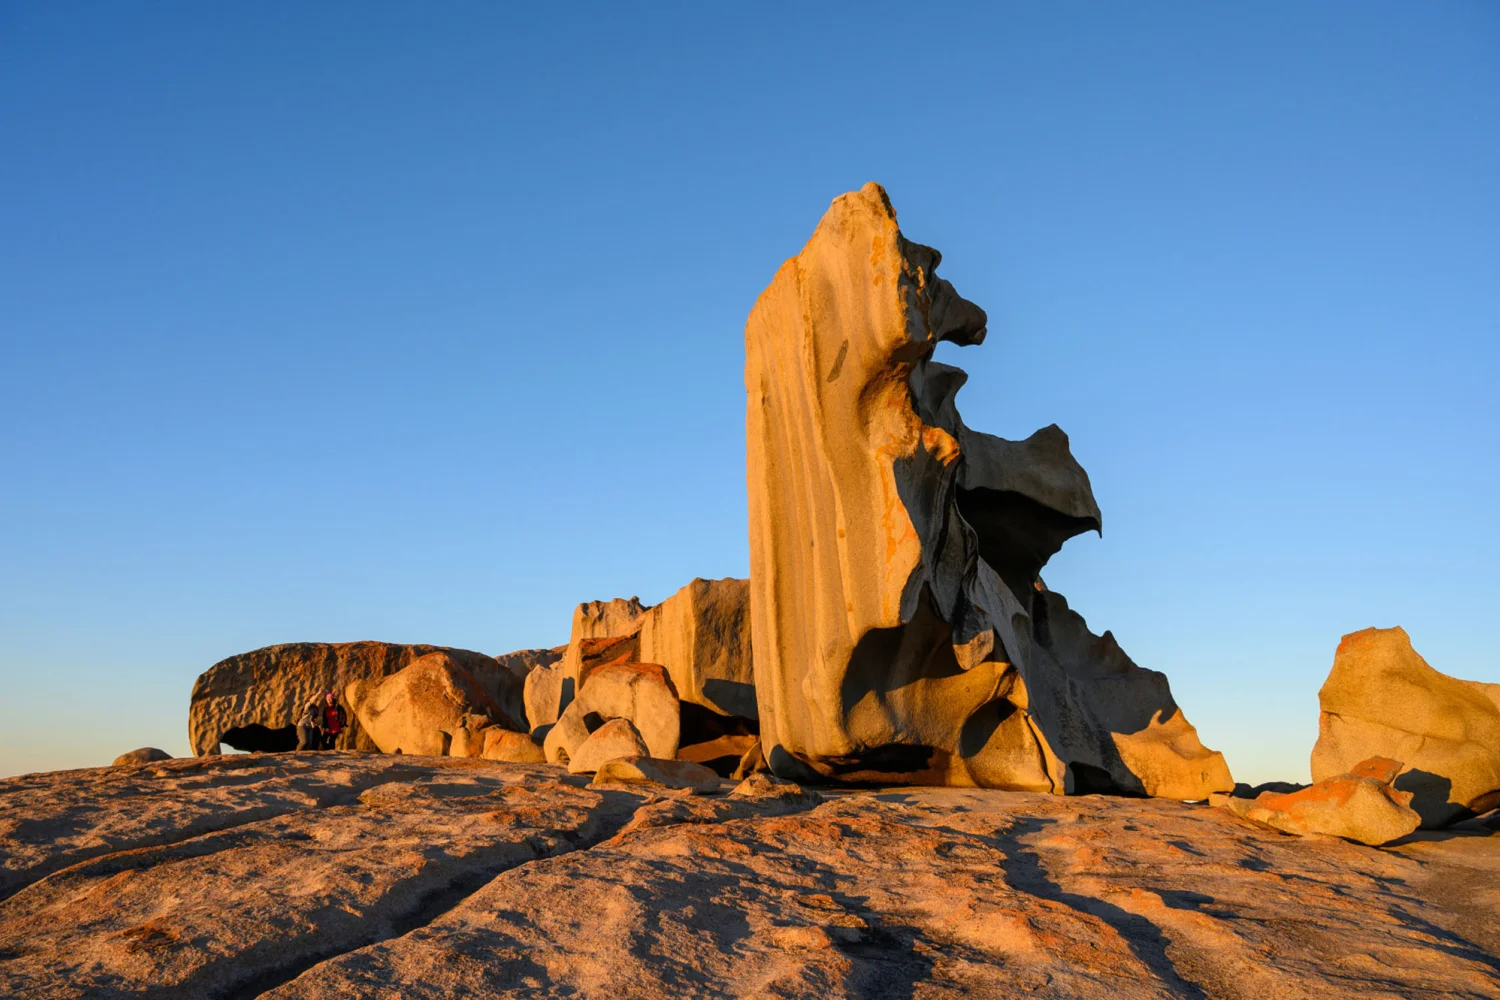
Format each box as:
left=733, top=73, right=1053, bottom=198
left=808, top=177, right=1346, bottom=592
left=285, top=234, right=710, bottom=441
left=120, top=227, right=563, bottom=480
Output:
left=2, top=2, right=1496, bottom=781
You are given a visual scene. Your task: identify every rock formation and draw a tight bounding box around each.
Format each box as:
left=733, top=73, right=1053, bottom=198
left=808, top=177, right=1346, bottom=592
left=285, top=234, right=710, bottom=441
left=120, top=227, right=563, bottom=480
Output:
left=593, top=756, right=723, bottom=793
left=637, top=577, right=757, bottom=721
left=566, top=718, right=650, bottom=774
left=1312, top=626, right=1500, bottom=828
left=344, top=652, right=520, bottom=756
left=744, top=182, right=1231, bottom=798
left=480, top=728, right=546, bottom=764
left=1218, top=756, right=1422, bottom=846
left=543, top=661, right=680, bottom=764
left=112, top=747, right=172, bottom=767
left=188, top=641, right=523, bottom=755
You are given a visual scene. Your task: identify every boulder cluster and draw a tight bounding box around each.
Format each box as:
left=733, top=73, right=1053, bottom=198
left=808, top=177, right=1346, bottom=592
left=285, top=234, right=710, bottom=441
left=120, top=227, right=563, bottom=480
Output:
left=182, top=184, right=1497, bottom=847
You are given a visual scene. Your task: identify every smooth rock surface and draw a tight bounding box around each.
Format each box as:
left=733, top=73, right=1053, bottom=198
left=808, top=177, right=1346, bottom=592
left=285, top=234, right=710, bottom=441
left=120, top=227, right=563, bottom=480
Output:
left=566, top=718, right=650, bottom=775
left=1312, top=626, right=1500, bottom=828
left=188, top=641, right=518, bottom=755
left=638, top=576, right=757, bottom=720
left=592, top=756, right=722, bottom=793
left=745, top=183, right=1230, bottom=798
left=2, top=756, right=1496, bottom=998
left=481, top=727, right=546, bottom=764
left=345, top=652, right=521, bottom=756
left=112, top=747, right=172, bottom=767
left=1221, top=756, right=1422, bottom=846
left=545, top=661, right=681, bottom=764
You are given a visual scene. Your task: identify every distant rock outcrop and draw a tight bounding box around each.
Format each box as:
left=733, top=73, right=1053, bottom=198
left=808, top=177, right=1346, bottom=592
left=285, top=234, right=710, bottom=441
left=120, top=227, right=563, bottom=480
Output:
left=345, top=652, right=522, bottom=756
left=543, top=661, right=680, bottom=765
left=188, top=641, right=521, bottom=755
left=111, top=747, right=172, bottom=767
left=1311, top=627, right=1500, bottom=828
left=744, top=183, right=1231, bottom=798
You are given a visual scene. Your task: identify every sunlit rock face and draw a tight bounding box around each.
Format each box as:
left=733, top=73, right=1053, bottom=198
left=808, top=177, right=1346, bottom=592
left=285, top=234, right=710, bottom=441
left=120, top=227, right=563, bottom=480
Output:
left=744, top=182, right=1231, bottom=797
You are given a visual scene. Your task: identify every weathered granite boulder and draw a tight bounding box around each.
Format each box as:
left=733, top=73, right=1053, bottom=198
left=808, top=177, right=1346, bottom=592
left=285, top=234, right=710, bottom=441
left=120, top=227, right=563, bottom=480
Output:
left=112, top=747, right=172, bottom=767
left=481, top=728, right=547, bottom=764
left=188, top=641, right=521, bottom=755
left=592, top=756, right=722, bottom=793
left=744, top=183, right=1231, bottom=798
left=524, top=634, right=639, bottom=736
left=345, top=652, right=517, bottom=757
left=638, top=577, right=756, bottom=720
left=544, top=662, right=680, bottom=764
left=567, top=718, right=650, bottom=775
left=1220, top=757, right=1421, bottom=846
left=1311, top=627, right=1500, bottom=828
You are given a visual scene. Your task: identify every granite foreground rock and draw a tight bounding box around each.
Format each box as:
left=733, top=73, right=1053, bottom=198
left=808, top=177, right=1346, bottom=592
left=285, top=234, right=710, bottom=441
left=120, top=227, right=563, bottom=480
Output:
left=1312, top=626, right=1500, bottom=828
left=1219, top=756, right=1422, bottom=846
left=1, top=754, right=1496, bottom=998
left=744, top=183, right=1230, bottom=797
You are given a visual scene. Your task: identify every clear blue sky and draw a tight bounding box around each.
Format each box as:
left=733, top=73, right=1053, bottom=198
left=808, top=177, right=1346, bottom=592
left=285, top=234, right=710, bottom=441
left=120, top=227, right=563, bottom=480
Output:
left=2, top=3, right=1496, bottom=782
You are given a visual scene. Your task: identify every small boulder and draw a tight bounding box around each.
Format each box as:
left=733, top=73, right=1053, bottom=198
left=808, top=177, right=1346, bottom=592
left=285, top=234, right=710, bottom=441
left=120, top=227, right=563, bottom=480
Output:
left=481, top=728, right=546, bottom=764
left=1220, top=756, right=1420, bottom=846
left=592, top=756, right=722, bottom=793
left=730, top=738, right=767, bottom=781
left=729, top=772, right=824, bottom=807
left=445, top=713, right=495, bottom=758
left=567, top=718, right=649, bottom=775
left=112, top=748, right=172, bottom=767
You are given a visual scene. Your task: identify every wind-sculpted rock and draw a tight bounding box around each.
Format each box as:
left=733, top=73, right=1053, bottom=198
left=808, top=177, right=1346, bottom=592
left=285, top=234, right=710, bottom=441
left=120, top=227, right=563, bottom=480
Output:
left=638, top=577, right=756, bottom=720
left=544, top=662, right=680, bottom=765
left=345, top=652, right=520, bottom=757
left=1311, top=627, right=1500, bottom=828
left=189, top=641, right=520, bottom=755
left=481, top=727, right=546, bottom=764
left=1220, top=757, right=1422, bottom=846
left=572, top=596, right=650, bottom=643
left=744, top=183, right=1231, bottom=798
left=525, top=634, right=639, bottom=736
left=567, top=718, right=650, bottom=775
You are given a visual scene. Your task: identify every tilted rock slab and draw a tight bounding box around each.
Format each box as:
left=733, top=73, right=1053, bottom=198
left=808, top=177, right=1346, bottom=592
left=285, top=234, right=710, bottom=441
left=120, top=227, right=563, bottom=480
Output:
left=744, top=182, right=1230, bottom=797
left=1312, top=626, right=1500, bottom=828
left=3, top=757, right=1496, bottom=998
left=1220, top=756, right=1422, bottom=846
left=345, top=652, right=522, bottom=757
left=188, top=641, right=521, bottom=755
left=566, top=717, right=650, bottom=775
left=638, top=576, right=757, bottom=720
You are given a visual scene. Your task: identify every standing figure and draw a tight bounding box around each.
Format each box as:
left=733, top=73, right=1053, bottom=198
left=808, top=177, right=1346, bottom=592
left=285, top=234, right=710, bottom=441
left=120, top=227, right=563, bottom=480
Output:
left=321, top=690, right=347, bottom=750
left=295, top=697, right=323, bottom=751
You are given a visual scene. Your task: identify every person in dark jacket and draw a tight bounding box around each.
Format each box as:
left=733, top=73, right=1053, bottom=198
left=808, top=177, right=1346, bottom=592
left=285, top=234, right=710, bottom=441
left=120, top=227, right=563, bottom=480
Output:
left=320, top=690, right=347, bottom=750
left=295, top=698, right=322, bottom=751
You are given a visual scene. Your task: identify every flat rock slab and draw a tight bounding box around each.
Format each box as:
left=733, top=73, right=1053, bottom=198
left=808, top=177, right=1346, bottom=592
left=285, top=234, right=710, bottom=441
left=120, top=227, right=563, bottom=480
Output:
left=2, top=757, right=1497, bottom=999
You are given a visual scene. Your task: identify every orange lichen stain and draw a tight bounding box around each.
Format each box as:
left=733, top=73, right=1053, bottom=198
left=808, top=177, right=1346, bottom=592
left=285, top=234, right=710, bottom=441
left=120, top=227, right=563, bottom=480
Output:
left=1348, top=757, right=1403, bottom=783
left=921, top=426, right=960, bottom=465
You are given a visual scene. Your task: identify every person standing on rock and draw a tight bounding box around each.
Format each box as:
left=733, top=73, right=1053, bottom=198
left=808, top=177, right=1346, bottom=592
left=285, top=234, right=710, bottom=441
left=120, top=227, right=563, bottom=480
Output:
left=321, top=690, right=347, bottom=750
left=295, top=698, right=323, bottom=751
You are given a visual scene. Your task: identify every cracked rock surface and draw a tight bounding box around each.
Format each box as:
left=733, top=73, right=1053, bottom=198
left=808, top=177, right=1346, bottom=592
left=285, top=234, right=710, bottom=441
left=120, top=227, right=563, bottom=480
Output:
left=2, top=754, right=1497, bottom=998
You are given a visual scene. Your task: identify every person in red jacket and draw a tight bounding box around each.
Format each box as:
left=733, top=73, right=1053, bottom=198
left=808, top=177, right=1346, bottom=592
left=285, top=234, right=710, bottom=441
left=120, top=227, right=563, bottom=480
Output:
left=320, top=690, right=347, bottom=750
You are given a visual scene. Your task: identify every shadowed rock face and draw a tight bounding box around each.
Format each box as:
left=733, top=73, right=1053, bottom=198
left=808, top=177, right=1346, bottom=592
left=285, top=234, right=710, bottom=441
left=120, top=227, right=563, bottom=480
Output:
left=188, top=642, right=523, bottom=755
left=2, top=755, right=1495, bottom=998
left=745, top=183, right=1231, bottom=797
left=1313, top=626, right=1500, bottom=828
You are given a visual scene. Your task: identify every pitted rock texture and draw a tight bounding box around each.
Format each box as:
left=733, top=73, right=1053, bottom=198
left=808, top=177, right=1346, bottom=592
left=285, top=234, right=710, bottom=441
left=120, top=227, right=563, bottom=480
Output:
left=1312, top=626, right=1500, bottom=828
left=4, top=755, right=1494, bottom=998
left=188, top=641, right=520, bottom=755
left=744, top=182, right=1230, bottom=797
left=1220, top=756, right=1422, bottom=845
